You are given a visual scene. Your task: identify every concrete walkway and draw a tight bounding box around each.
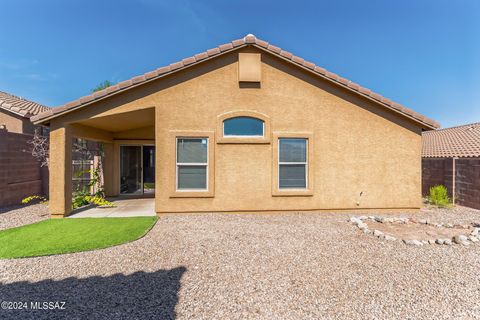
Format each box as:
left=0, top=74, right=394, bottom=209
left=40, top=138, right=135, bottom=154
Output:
left=69, top=198, right=156, bottom=218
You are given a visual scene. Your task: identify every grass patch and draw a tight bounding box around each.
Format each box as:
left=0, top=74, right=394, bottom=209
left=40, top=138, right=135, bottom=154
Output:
left=0, top=217, right=157, bottom=259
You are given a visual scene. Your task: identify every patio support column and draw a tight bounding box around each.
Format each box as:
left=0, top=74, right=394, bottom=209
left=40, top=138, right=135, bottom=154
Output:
left=103, top=142, right=115, bottom=197
left=49, top=123, right=72, bottom=218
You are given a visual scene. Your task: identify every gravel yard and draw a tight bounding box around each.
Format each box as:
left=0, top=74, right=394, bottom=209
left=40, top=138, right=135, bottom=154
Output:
left=1, top=205, right=480, bottom=319
left=0, top=204, right=48, bottom=231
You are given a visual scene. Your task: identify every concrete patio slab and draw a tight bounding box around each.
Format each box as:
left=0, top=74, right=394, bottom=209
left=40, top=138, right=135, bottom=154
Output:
left=69, top=198, right=155, bottom=218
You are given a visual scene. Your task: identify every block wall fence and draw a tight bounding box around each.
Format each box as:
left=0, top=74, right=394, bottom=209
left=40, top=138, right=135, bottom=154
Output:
left=0, top=128, right=48, bottom=207
left=422, top=158, right=480, bottom=210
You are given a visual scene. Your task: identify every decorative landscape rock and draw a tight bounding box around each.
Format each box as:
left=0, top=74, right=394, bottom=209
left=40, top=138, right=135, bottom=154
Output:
left=349, top=215, right=479, bottom=247
left=469, top=236, right=479, bottom=243
left=404, top=239, right=423, bottom=246
left=384, top=235, right=396, bottom=241
left=357, top=222, right=368, bottom=230
left=453, top=235, right=468, bottom=244
left=373, top=230, right=384, bottom=237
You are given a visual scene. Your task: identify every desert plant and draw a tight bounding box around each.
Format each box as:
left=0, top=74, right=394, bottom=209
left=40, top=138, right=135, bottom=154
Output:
left=427, top=185, right=452, bottom=208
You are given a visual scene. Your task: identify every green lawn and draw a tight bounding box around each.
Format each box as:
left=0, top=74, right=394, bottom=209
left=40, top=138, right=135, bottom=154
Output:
left=0, top=217, right=157, bottom=259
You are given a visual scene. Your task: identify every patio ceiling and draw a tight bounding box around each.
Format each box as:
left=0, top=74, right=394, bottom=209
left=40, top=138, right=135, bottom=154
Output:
left=75, top=108, right=155, bottom=132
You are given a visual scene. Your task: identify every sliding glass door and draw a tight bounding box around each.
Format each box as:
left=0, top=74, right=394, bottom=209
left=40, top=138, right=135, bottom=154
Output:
left=143, top=146, right=155, bottom=194
left=120, top=145, right=155, bottom=195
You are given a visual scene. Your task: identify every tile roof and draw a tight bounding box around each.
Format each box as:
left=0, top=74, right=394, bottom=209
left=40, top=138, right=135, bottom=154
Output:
left=31, top=34, right=439, bottom=129
left=0, top=91, right=50, bottom=118
left=422, top=122, right=480, bottom=158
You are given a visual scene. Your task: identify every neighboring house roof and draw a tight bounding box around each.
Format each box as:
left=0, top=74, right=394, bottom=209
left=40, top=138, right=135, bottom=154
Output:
left=422, top=122, right=480, bottom=158
left=0, top=91, right=50, bottom=118
left=31, top=34, right=439, bottom=129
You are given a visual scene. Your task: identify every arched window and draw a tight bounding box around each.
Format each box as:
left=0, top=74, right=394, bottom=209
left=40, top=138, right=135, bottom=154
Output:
left=223, top=116, right=264, bottom=137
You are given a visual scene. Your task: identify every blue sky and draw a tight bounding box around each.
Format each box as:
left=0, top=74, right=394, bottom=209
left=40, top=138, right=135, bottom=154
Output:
left=0, top=0, right=478, bottom=128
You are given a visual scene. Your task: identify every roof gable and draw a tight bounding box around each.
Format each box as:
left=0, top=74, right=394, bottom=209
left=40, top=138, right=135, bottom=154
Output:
left=31, top=34, right=439, bottom=129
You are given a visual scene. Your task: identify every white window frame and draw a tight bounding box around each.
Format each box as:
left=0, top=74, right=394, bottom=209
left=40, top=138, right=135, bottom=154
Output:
left=176, top=137, right=209, bottom=192
left=278, top=138, right=308, bottom=189
left=222, top=117, right=265, bottom=138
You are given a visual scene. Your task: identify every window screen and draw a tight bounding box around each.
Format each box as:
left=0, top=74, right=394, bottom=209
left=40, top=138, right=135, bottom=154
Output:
left=279, top=138, right=307, bottom=189
left=176, top=138, right=208, bottom=190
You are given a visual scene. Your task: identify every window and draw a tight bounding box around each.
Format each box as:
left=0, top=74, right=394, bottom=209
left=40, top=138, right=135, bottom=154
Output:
left=278, top=138, right=307, bottom=189
left=176, top=138, right=208, bottom=190
left=223, top=117, right=264, bottom=137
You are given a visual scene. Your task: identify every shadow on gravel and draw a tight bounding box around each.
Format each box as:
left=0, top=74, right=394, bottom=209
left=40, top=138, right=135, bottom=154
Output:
left=0, top=267, right=186, bottom=320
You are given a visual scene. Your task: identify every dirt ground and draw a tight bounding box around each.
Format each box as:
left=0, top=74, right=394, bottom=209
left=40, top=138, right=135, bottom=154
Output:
left=365, top=220, right=472, bottom=241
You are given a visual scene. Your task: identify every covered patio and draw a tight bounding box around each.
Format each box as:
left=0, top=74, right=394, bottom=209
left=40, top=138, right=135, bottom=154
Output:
left=69, top=198, right=156, bottom=218
left=46, top=105, right=156, bottom=217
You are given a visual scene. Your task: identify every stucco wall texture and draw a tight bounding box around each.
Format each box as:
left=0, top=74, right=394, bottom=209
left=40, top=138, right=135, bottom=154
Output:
left=48, top=48, right=424, bottom=216
left=0, top=110, right=36, bottom=134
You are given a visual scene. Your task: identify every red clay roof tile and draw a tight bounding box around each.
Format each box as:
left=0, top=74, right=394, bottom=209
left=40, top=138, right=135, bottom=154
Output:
left=291, top=55, right=304, bottom=64
left=337, top=76, right=349, bottom=85
left=314, top=66, right=327, bottom=74
left=267, top=44, right=281, bottom=53
left=325, top=71, right=339, bottom=81
left=231, top=39, right=244, bottom=47
left=302, top=61, right=315, bottom=70
left=93, top=90, right=107, bottom=99
left=132, top=75, right=146, bottom=84
left=255, top=39, right=269, bottom=48
left=169, top=61, right=183, bottom=70
left=118, top=80, right=132, bottom=89
left=206, top=48, right=220, bottom=56
left=279, top=50, right=293, bottom=59
left=156, top=66, right=171, bottom=74
left=182, top=57, right=196, bottom=66
left=145, top=70, right=158, bottom=79
left=0, top=91, right=50, bottom=118
left=423, top=122, right=480, bottom=158
left=219, top=43, right=234, bottom=51
left=244, top=34, right=256, bottom=43
left=194, top=52, right=208, bottom=61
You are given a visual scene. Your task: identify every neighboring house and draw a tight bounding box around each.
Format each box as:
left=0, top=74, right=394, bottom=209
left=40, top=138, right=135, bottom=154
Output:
left=0, top=92, right=103, bottom=205
left=0, top=91, right=50, bottom=206
left=422, top=122, right=480, bottom=209
left=0, top=91, right=50, bottom=134
left=32, top=34, right=439, bottom=217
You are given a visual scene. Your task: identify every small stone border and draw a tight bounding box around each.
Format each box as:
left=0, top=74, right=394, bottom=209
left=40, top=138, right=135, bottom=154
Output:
left=349, top=216, right=480, bottom=246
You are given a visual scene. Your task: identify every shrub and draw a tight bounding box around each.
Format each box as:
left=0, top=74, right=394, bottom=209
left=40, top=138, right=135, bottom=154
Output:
left=72, top=191, right=115, bottom=209
left=84, top=196, right=114, bottom=208
left=72, top=190, right=91, bottom=209
left=427, top=185, right=452, bottom=208
left=21, top=195, right=48, bottom=205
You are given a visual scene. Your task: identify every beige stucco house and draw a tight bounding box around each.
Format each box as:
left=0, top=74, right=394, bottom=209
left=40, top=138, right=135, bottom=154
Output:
left=32, top=34, right=439, bottom=217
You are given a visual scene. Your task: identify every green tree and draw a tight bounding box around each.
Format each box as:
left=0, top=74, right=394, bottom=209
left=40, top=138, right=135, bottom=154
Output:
left=91, top=80, right=113, bottom=93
